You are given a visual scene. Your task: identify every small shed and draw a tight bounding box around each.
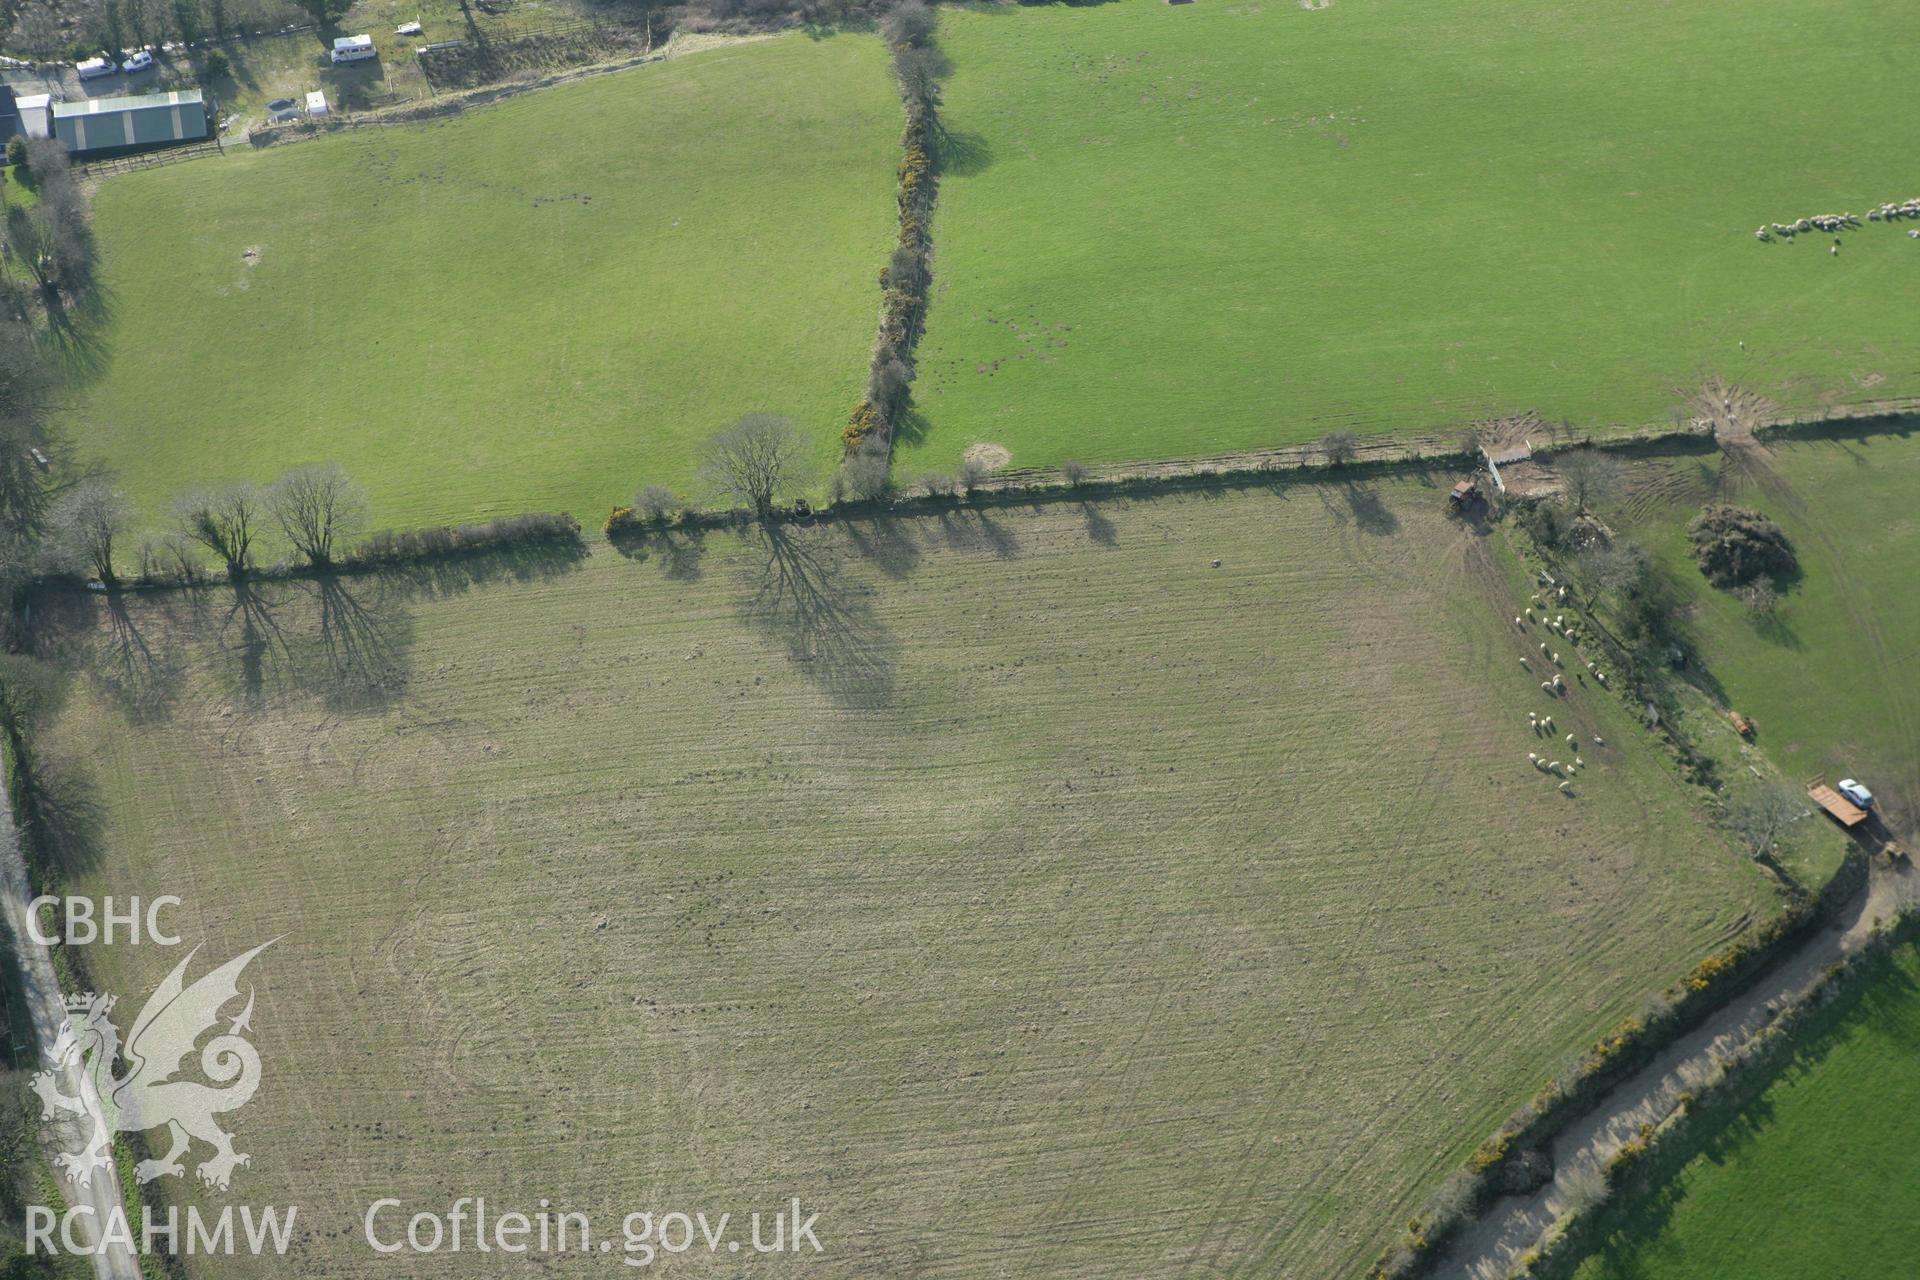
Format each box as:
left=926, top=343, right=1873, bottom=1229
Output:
left=305, top=91, right=329, bottom=117
left=14, top=93, right=52, bottom=139
left=52, top=88, right=208, bottom=155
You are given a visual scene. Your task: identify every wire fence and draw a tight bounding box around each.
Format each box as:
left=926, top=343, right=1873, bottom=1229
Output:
left=73, top=136, right=223, bottom=179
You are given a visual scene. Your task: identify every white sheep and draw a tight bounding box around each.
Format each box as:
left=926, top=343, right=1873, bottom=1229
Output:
left=1587, top=660, right=1596, bottom=671
left=1553, top=652, right=1561, bottom=665
left=1592, top=735, right=1604, bottom=746
left=1596, top=672, right=1608, bottom=684
left=1514, top=616, right=1523, bottom=626
left=1541, top=681, right=1553, bottom=693
left=1558, top=781, right=1573, bottom=793
left=1542, top=716, right=1554, bottom=730
left=1549, top=761, right=1562, bottom=772
left=1575, top=757, right=1584, bottom=768
left=1566, top=733, right=1576, bottom=745
left=1540, top=642, right=1550, bottom=654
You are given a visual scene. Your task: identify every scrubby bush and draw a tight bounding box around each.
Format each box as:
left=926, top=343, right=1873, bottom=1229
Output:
left=831, top=448, right=890, bottom=503
left=346, top=512, right=580, bottom=566
left=604, top=505, right=639, bottom=538
left=636, top=485, right=679, bottom=524
left=1060, top=459, right=1090, bottom=487
left=1319, top=430, right=1359, bottom=467
left=202, top=49, right=231, bottom=80
left=956, top=456, right=987, bottom=494
left=4, top=137, right=23, bottom=171
left=1687, top=504, right=1795, bottom=588
left=880, top=0, right=935, bottom=48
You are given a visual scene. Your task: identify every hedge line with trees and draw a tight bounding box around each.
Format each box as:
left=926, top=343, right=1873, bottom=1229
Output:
left=836, top=0, right=945, bottom=500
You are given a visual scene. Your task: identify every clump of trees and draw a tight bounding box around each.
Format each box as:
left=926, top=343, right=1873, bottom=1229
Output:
left=7, top=0, right=303, bottom=63
left=1687, top=504, right=1796, bottom=588
left=6, top=139, right=95, bottom=304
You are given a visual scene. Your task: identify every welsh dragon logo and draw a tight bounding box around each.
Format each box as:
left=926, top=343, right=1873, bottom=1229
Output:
left=33, top=942, right=274, bottom=1192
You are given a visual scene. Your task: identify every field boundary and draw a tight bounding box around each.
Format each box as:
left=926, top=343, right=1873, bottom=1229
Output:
left=244, top=45, right=666, bottom=148
left=838, top=10, right=944, bottom=472
left=1498, top=904, right=1920, bottom=1280
left=1370, top=847, right=1867, bottom=1280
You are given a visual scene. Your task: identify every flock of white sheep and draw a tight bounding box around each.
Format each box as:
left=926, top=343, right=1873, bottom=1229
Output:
left=1514, top=573, right=1607, bottom=797
left=1754, top=197, right=1920, bottom=249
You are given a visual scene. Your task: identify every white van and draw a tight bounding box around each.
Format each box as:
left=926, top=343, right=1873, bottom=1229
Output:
left=330, top=34, right=377, bottom=64
left=75, top=55, right=117, bottom=79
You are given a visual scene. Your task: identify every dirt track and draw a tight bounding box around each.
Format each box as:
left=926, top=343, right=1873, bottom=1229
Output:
left=1434, top=855, right=1919, bottom=1279
left=0, top=787, right=142, bottom=1280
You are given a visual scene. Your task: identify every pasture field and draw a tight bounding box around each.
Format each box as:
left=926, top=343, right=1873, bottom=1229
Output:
left=29, top=482, right=1773, bottom=1278
left=1603, top=427, right=1920, bottom=841
left=900, top=0, right=1920, bottom=477
left=61, top=33, right=898, bottom=533
left=1571, top=939, right=1920, bottom=1280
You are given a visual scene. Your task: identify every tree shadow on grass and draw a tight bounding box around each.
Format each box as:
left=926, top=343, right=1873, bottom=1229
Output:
left=15, top=750, right=106, bottom=883
left=840, top=512, right=922, bottom=579
left=304, top=573, right=413, bottom=711
left=929, top=120, right=993, bottom=178
left=612, top=526, right=708, bottom=582
left=744, top=525, right=897, bottom=711
left=93, top=590, right=187, bottom=723
left=1343, top=481, right=1400, bottom=536
left=933, top=507, right=1019, bottom=559
left=1313, top=479, right=1400, bottom=536
left=37, top=286, right=114, bottom=386
left=1080, top=501, right=1116, bottom=546
left=377, top=538, right=589, bottom=601
left=209, top=572, right=415, bottom=713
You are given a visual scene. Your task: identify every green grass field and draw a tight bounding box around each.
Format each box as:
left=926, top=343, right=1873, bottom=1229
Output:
left=900, top=0, right=1920, bottom=476
left=1603, top=428, right=1920, bottom=839
left=31, top=482, right=1772, bottom=1278
left=1571, top=939, right=1920, bottom=1280
left=64, top=33, right=898, bottom=532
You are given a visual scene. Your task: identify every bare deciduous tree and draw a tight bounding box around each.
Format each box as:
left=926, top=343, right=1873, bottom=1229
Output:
left=895, top=45, right=951, bottom=109
left=173, top=482, right=264, bottom=577
left=698, top=414, right=812, bottom=519
left=1726, top=781, right=1800, bottom=861
left=49, top=478, right=133, bottom=583
left=1319, top=431, right=1359, bottom=467
left=880, top=0, right=935, bottom=48
left=635, top=485, right=679, bottom=523
left=268, top=463, right=365, bottom=567
left=1557, top=450, right=1622, bottom=516
left=832, top=449, right=890, bottom=503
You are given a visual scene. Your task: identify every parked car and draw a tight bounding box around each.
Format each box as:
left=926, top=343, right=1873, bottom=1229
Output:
left=1837, top=778, right=1875, bottom=810
left=76, top=55, right=117, bottom=79
left=120, top=48, right=155, bottom=73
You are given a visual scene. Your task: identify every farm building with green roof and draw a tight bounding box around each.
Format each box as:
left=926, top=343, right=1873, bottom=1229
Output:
left=50, top=89, right=208, bottom=156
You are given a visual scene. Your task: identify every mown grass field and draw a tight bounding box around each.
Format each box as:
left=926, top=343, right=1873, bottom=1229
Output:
left=1603, top=427, right=1920, bottom=841
left=31, top=482, right=1772, bottom=1278
left=900, top=0, right=1920, bottom=476
left=1571, top=939, right=1920, bottom=1280
left=63, top=33, right=898, bottom=532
